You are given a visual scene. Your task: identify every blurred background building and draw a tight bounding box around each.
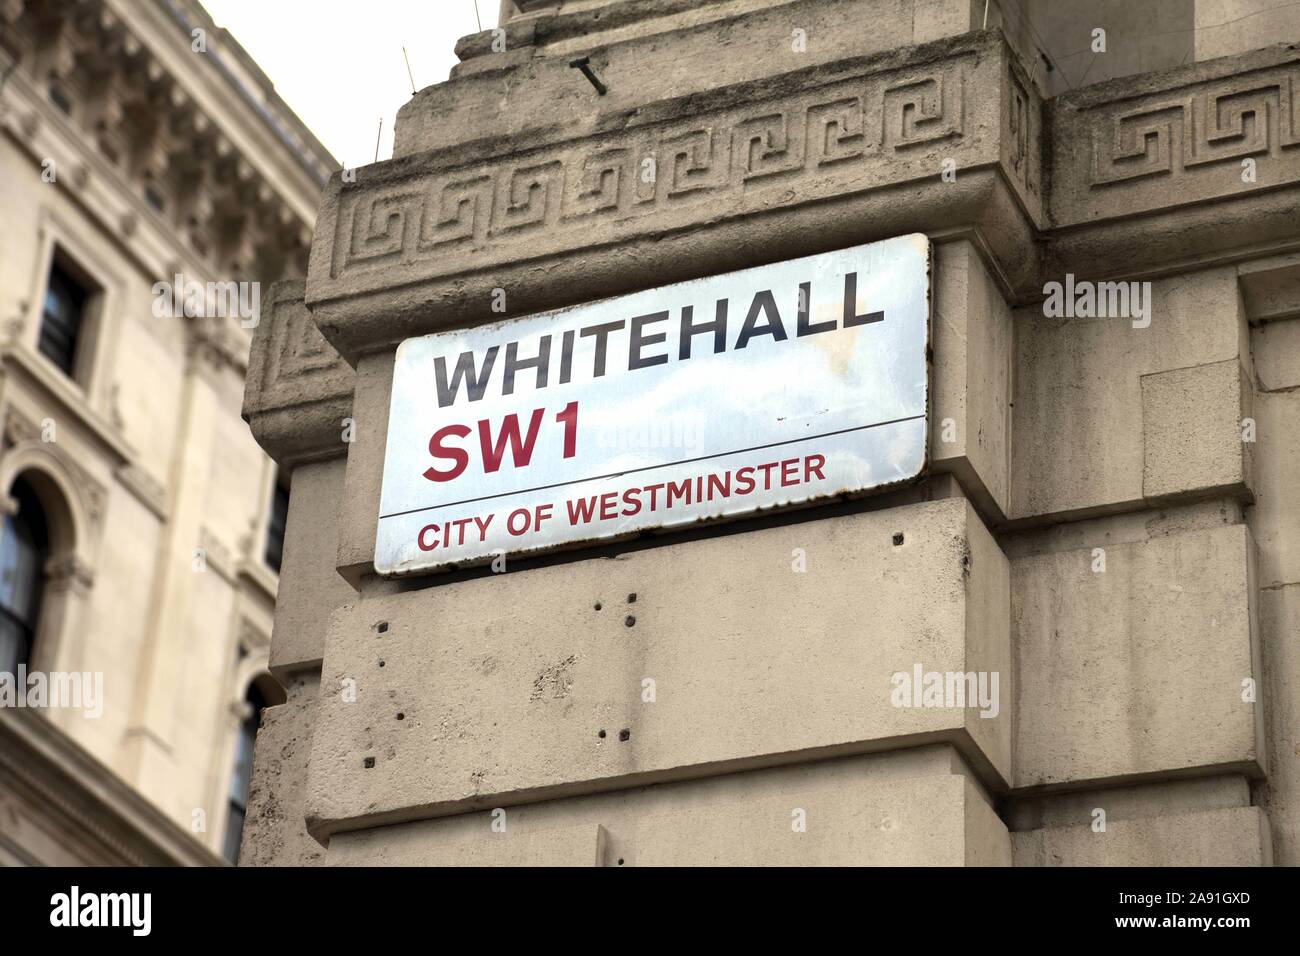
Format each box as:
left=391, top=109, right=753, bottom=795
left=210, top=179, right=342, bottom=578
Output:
left=0, top=0, right=333, bottom=864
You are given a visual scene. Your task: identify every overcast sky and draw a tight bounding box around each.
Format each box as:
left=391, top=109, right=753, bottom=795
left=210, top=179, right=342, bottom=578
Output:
left=201, top=0, right=489, bottom=168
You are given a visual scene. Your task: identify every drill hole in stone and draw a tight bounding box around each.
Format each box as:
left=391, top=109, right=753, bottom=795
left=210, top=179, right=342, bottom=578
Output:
left=617, top=858, right=625, bottom=866
left=619, top=729, right=631, bottom=742
left=363, top=757, right=376, bottom=769
left=396, top=713, right=405, bottom=721
left=627, top=593, right=637, bottom=603
left=378, top=660, right=386, bottom=668
left=598, top=729, right=607, bottom=739
left=376, top=621, right=389, bottom=634
left=892, top=532, right=904, bottom=546
left=625, top=615, right=636, bottom=627
left=594, top=602, right=602, bottom=611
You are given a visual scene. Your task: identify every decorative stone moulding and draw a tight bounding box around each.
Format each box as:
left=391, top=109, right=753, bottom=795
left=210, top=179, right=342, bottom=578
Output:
left=242, top=280, right=354, bottom=471
left=1045, top=43, right=1300, bottom=282
left=305, top=30, right=1043, bottom=363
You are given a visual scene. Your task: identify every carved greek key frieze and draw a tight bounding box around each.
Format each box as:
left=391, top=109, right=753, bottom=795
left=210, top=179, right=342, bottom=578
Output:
left=249, top=282, right=352, bottom=409
left=328, top=57, right=978, bottom=283
left=1091, top=70, right=1300, bottom=186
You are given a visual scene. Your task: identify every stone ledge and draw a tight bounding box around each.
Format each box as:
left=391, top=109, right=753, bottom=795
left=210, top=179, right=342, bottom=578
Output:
left=323, top=745, right=1010, bottom=865
left=0, top=708, right=223, bottom=866
left=1012, top=806, right=1271, bottom=866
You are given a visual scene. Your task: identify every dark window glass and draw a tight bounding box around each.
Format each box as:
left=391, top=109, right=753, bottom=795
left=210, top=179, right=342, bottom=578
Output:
left=263, top=476, right=289, bottom=574
left=0, top=478, right=49, bottom=674
left=224, top=682, right=267, bottom=864
left=38, top=259, right=90, bottom=378
left=48, top=83, right=71, bottom=115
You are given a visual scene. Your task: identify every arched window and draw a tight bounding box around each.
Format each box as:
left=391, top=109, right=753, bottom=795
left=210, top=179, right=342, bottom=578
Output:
left=0, top=477, right=50, bottom=673
left=223, top=681, right=268, bottom=864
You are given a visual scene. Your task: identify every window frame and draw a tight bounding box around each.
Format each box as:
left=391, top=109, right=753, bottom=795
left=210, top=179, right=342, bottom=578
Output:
left=26, top=208, right=126, bottom=413
left=37, top=254, right=92, bottom=379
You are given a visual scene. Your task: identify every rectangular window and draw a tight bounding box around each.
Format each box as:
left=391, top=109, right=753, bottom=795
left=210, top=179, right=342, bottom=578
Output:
left=263, top=474, right=289, bottom=574
left=38, top=254, right=92, bottom=379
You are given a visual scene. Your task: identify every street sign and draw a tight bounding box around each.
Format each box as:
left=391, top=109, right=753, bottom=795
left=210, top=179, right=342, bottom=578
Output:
left=375, top=233, right=930, bottom=575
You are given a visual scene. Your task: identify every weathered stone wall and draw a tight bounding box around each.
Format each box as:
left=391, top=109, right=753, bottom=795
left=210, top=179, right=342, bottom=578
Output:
left=242, top=0, right=1300, bottom=866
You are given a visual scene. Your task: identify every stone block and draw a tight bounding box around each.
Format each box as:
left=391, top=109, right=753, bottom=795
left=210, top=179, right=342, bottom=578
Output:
left=1256, top=584, right=1300, bottom=866
left=1012, top=523, right=1265, bottom=789
left=1253, top=317, right=1300, bottom=393
left=1249, top=391, right=1300, bottom=588
left=1140, top=358, right=1251, bottom=502
left=931, top=239, right=1012, bottom=519
left=1011, top=267, right=1246, bottom=520
left=270, top=458, right=356, bottom=677
left=306, top=497, right=1010, bottom=838
left=238, top=676, right=327, bottom=867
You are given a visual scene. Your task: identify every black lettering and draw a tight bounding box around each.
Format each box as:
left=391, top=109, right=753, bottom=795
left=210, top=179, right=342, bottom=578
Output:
left=580, top=320, right=625, bottom=377
left=434, top=346, right=499, bottom=408
left=796, top=280, right=835, bottom=336
left=629, top=311, right=671, bottom=370
left=735, top=289, right=788, bottom=349
left=559, top=329, right=575, bottom=385
left=843, top=272, right=884, bottom=327
left=502, top=335, right=551, bottom=395
left=679, top=300, right=728, bottom=360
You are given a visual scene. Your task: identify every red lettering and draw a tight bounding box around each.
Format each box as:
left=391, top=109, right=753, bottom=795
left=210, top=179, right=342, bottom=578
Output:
left=805, top=454, right=826, bottom=482
left=567, top=496, right=598, bottom=525
left=781, top=457, right=800, bottom=487
left=621, top=487, right=642, bottom=516
left=507, top=508, right=531, bottom=535
left=667, top=479, right=691, bottom=507
left=555, top=401, right=578, bottom=459
left=423, top=424, right=471, bottom=482
left=644, top=482, right=665, bottom=511
left=479, top=407, right=546, bottom=473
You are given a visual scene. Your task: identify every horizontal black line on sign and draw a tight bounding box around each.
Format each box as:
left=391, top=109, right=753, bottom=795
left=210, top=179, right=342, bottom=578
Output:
left=378, top=414, right=926, bottom=520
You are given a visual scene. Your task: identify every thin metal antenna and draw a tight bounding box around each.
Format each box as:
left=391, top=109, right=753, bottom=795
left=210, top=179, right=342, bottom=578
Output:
left=402, top=46, right=416, bottom=94
left=374, top=117, right=383, bottom=164
left=472, top=0, right=482, bottom=32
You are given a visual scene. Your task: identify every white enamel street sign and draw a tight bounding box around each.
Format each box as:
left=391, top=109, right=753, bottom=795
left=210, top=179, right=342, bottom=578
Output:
left=375, top=233, right=931, bottom=575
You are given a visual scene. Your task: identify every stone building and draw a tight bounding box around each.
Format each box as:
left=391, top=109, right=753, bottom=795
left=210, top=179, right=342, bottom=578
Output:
left=242, top=0, right=1299, bottom=866
left=0, top=0, right=332, bottom=864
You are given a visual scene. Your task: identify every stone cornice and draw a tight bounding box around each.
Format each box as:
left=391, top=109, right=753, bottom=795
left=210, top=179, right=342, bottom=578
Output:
left=265, top=30, right=1300, bottom=412
left=242, top=280, right=354, bottom=470
left=0, top=707, right=224, bottom=866
left=0, top=0, right=318, bottom=283
left=307, top=30, right=1040, bottom=362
